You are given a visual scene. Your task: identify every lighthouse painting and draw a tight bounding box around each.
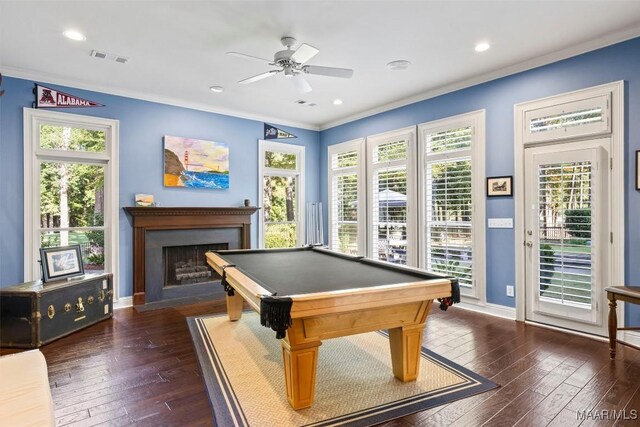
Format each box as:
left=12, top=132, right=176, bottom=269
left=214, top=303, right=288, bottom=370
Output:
left=163, top=136, right=229, bottom=189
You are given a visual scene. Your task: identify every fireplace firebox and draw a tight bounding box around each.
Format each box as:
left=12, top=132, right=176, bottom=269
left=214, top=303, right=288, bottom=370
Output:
left=163, top=243, right=227, bottom=288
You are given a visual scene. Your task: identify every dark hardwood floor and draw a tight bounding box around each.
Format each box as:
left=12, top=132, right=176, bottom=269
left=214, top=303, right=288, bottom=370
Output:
left=2, top=301, right=639, bottom=426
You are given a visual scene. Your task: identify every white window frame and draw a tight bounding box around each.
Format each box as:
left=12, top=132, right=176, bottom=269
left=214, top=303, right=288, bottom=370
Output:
left=258, top=140, right=305, bottom=248
left=366, top=126, right=417, bottom=266
left=523, top=94, right=611, bottom=144
left=418, top=110, right=486, bottom=301
left=23, top=108, right=120, bottom=298
left=514, top=81, right=625, bottom=328
left=327, top=138, right=366, bottom=256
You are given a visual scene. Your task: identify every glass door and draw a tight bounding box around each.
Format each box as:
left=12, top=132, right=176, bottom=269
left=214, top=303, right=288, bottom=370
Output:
left=524, top=140, right=609, bottom=334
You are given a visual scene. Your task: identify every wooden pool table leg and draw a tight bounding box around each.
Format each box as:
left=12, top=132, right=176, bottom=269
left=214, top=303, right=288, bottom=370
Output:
left=226, top=293, right=244, bottom=321
left=280, top=337, right=322, bottom=410
left=388, top=323, right=425, bottom=381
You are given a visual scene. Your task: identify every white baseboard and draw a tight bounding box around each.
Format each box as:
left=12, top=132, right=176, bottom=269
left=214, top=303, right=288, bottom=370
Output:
left=520, top=319, right=639, bottom=349
left=114, top=296, right=133, bottom=310
left=524, top=320, right=608, bottom=342
left=621, top=331, right=640, bottom=349
left=455, top=300, right=517, bottom=320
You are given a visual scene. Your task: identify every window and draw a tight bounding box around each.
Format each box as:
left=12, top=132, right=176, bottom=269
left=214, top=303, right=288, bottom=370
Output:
left=328, top=139, right=365, bottom=255
left=24, top=109, right=119, bottom=293
left=366, top=127, right=417, bottom=265
left=524, top=94, right=610, bottom=144
left=419, top=111, right=485, bottom=298
left=259, top=140, right=305, bottom=248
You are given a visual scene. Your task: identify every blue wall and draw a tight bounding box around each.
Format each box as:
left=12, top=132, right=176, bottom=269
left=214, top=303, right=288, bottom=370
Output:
left=0, top=77, right=319, bottom=297
left=320, top=37, right=640, bottom=323
left=1, top=37, right=639, bottom=326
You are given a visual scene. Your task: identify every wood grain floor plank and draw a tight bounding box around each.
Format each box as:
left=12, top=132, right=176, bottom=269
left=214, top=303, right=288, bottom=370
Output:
left=513, top=383, right=581, bottom=426
left=487, top=389, right=546, bottom=427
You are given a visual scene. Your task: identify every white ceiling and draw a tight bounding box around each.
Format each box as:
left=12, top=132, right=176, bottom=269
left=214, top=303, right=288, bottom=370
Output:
left=2, top=1, right=640, bottom=130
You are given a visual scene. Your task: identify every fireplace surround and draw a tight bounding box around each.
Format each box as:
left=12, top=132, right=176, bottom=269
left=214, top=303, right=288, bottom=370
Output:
left=124, top=206, right=259, bottom=305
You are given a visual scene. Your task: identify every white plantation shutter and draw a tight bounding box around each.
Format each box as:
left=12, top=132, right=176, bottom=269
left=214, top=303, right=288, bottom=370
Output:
left=537, top=161, right=593, bottom=305
left=422, top=122, right=477, bottom=291
left=367, top=128, right=416, bottom=266
left=328, top=140, right=364, bottom=255
left=372, top=166, right=408, bottom=264
left=524, top=95, right=610, bottom=144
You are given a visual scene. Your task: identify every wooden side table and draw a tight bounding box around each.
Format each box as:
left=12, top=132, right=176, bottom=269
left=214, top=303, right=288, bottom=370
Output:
left=605, top=286, right=640, bottom=358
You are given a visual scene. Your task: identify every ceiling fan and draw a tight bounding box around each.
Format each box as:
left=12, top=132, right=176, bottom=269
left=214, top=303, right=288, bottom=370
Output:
left=227, top=37, right=354, bottom=93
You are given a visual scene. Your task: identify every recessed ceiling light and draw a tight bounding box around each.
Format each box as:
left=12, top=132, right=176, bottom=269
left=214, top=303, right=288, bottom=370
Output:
left=386, top=60, right=411, bottom=71
left=209, top=86, right=224, bottom=93
left=474, top=42, right=490, bottom=52
left=63, top=30, right=86, bottom=41
left=333, top=99, right=343, bottom=106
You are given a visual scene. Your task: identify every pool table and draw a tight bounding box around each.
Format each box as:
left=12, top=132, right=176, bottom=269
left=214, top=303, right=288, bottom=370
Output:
left=205, top=246, right=459, bottom=410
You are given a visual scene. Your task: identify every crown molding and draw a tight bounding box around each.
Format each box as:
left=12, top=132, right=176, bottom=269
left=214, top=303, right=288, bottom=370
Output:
left=0, top=65, right=320, bottom=131
left=319, top=25, right=640, bottom=131
left=4, top=24, right=639, bottom=134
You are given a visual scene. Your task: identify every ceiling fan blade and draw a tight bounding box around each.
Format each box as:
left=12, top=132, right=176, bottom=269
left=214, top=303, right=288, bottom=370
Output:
left=291, top=74, right=312, bottom=93
left=238, top=70, right=280, bottom=84
left=290, top=43, right=319, bottom=64
left=303, top=65, right=354, bottom=78
left=227, top=51, right=272, bottom=64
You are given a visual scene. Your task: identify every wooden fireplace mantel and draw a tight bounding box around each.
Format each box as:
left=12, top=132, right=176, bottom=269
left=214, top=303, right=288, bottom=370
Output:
left=124, top=206, right=259, bottom=305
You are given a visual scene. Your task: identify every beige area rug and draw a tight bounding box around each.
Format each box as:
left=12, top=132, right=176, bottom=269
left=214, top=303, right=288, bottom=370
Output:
left=188, top=313, right=498, bottom=427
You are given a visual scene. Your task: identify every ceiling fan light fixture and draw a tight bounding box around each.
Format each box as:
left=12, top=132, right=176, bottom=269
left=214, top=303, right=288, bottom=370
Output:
left=209, top=86, right=224, bottom=93
left=387, top=60, right=411, bottom=71
left=474, top=42, right=491, bottom=52
left=230, top=36, right=353, bottom=94
left=63, top=29, right=86, bottom=41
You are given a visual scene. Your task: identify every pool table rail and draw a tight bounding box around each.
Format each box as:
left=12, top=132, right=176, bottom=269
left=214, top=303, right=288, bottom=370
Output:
left=287, top=279, right=451, bottom=318
left=206, top=251, right=264, bottom=312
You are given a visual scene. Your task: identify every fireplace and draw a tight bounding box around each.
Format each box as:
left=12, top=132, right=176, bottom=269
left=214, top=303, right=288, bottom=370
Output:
left=124, top=207, right=259, bottom=306
left=164, top=243, right=227, bottom=288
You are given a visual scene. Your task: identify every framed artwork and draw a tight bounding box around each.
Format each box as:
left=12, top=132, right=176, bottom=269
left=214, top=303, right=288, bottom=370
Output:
left=487, top=176, right=513, bottom=197
left=164, top=136, right=229, bottom=189
left=135, top=193, right=154, bottom=207
left=636, top=151, right=640, bottom=191
left=40, top=245, right=84, bottom=282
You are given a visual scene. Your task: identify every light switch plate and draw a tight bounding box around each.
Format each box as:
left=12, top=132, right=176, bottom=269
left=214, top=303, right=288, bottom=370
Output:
left=488, top=218, right=513, bottom=228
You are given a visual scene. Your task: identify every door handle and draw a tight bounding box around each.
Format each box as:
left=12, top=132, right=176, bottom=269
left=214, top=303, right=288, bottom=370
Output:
left=525, top=241, right=533, bottom=248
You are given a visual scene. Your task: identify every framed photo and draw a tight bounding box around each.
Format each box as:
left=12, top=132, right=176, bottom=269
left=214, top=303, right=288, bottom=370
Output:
left=487, top=176, right=513, bottom=197
left=636, top=151, right=640, bottom=191
left=40, top=245, right=85, bottom=283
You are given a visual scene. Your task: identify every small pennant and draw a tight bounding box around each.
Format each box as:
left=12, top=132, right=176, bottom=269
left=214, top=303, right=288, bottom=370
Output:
left=264, top=123, right=297, bottom=140
left=35, top=84, right=104, bottom=108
